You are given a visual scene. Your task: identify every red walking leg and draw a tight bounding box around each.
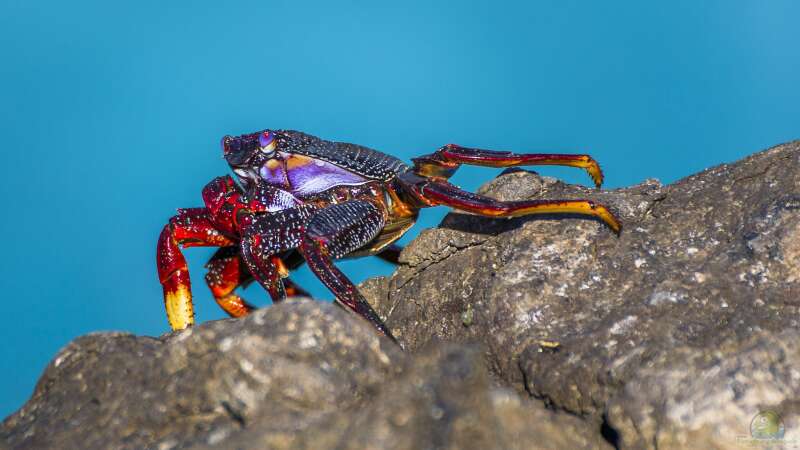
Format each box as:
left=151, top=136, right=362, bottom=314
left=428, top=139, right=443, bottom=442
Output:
left=412, top=143, right=605, bottom=187
left=157, top=208, right=236, bottom=330
left=205, top=248, right=313, bottom=318
left=205, top=247, right=256, bottom=318
left=402, top=176, right=621, bottom=233
left=299, top=200, right=398, bottom=343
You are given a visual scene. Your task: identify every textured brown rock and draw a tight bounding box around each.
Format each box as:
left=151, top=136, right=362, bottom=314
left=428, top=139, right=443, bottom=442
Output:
left=195, top=342, right=609, bottom=450
left=0, top=300, right=602, bottom=450
left=4, top=141, right=800, bottom=449
left=364, top=140, right=800, bottom=448
left=607, top=329, right=800, bottom=448
left=1, top=300, right=402, bottom=450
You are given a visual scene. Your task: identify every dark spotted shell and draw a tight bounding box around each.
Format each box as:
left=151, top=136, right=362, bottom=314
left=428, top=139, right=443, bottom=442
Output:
left=274, top=130, right=409, bottom=181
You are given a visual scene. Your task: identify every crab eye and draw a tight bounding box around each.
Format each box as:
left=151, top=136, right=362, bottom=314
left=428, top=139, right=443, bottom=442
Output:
left=222, top=135, right=250, bottom=166
left=221, top=135, right=232, bottom=153
left=221, top=135, right=241, bottom=154
left=258, top=131, right=276, bottom=153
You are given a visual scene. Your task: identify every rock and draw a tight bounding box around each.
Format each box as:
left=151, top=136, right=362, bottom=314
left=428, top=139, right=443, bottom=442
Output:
left=194, top=341, right=609, bottom=450
left=607, top=329, right=800, bottom=448
left=364, top=141, right=800, bottom=448
left=5, top=141, right=800, bottom=449
left=1, top=300, right=402, bottom=450
left=1, top=299, right=602, bottom=450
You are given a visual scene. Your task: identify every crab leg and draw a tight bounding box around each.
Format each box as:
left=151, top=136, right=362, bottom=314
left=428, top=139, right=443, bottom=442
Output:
left=416, top=179, right=621, bottom=233
left=157, top=208, right=236, bottom=330
left=267, top=245, right=403, bottom=297
left=238, top=205, right=319, bottom=302
left=206, top=241, right=397, bottom=318
left=283, top=277, right=311, bottom=298
left=413, top=144, right=605, bottom=188
left=240, top=242, right=288, bottom=301
left=299, top=200, right=398, bottom=343
left=275, top=250, right=314, bottom=297
left=205, top=247, right=256, bottom=318
left=205, top=247, right=314, bottom=318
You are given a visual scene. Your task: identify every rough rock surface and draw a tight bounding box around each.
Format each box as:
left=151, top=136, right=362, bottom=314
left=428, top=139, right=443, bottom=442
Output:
left=361, top=140, right=800, bottom=448
left=0, top=300, right=604, bottom=450
left=4, top=141, right=800, bottom=449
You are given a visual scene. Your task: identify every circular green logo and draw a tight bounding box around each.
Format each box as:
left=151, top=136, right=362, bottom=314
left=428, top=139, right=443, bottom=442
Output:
left=750, top=410, right=785, bottom=440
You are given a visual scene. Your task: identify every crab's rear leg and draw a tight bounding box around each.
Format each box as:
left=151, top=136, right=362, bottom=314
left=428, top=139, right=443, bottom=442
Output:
left=206, top=247, right=315, bottom=318
left=259, top=245, right=403, bottom=298
left=299, top=200, right=398, bottom=344
left=157, top=208, right=236, bottom=330
left=401, top=175, right=621, bottom=233
left=413, top=144, right=605, bottom=188
left=205, top=247, right=257, bottom=318
left=229, top=242, right=401, bottom=311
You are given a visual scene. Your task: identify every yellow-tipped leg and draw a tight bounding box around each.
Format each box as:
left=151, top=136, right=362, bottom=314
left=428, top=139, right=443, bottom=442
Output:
left=163, top=270, right=194, bottom=330
left=497, top=154, right=604, bottom=188
left=213, top=293, right=252, bottom=318
left=591, top=203, right=621, bottom=234
left=419, top=180, right=622, bottom=234
left=493, top=200, right=620, bottom=234
left=585, top=158, right=604, bottom=189
left=414, top=144, right=607, bottom=188
left=157, top=209, right=239, bottom=330
left=558, top=155, right=604, bottom=188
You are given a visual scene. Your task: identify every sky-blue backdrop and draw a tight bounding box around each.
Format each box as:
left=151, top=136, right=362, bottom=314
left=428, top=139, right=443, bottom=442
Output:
left=1, top=0, right=798, bottom=417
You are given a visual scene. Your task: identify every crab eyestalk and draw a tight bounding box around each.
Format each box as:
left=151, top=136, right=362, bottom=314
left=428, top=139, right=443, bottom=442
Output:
left=258, top=130, right=276, bottom=154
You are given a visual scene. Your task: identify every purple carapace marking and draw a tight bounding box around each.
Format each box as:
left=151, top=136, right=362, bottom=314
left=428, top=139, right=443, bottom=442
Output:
left=258, top=152, right=369, bottom=197
left=259, top=162, right=289, bottom=189
left=288, top=158, right=369, bottom=196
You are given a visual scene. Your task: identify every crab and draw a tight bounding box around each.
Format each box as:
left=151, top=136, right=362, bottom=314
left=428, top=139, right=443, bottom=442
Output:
left=157, top=130, right=621, bottom=343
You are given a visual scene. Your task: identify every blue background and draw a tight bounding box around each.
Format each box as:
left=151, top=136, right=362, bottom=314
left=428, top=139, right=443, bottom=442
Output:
left=1, top=0, right=798, bottom=417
